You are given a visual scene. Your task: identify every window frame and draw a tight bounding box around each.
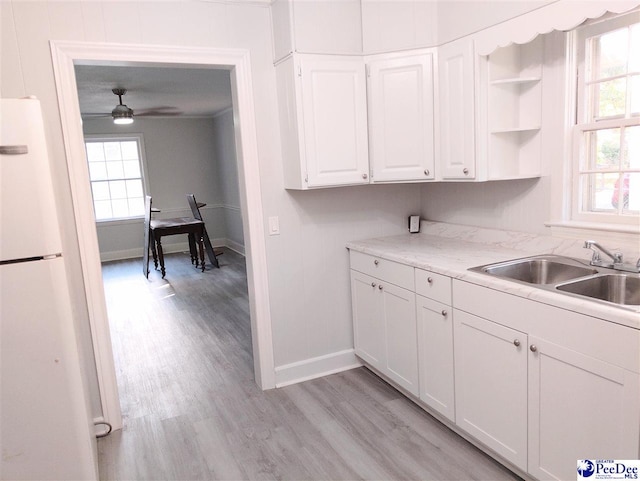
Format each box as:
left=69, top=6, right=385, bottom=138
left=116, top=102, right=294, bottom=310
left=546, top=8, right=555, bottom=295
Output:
left=570, top=11, right=640, bottom=227
left=84, top=133, right=150, bottom=224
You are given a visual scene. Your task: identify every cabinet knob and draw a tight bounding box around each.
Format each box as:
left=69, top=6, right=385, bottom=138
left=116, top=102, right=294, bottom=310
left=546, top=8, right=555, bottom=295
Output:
left=463, top=168, right=469, bottom=175
left=424, top=169, right=430, bottom=176
left=374, top=259, right=379, bottom=266
left=530, top=344, right=537, bottom=352
left=371, top=282, right=377, bottom=288
left=427, top=277, right=433, bottom=284
left=513, top=339, right=521, bottom=347
left=441, top=309, right=448, bottom=317
left=362, top=173, right=368, bottom=180
left=378, top=284, right=383, bottom=290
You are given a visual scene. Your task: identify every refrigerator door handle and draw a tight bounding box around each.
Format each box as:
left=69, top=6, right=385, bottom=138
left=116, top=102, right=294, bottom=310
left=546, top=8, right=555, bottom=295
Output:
left=0, top=145, right=29, bottom=155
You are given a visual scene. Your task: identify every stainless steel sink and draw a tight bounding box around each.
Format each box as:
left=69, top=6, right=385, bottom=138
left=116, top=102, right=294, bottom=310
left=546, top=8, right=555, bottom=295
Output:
left=469, top=255, right=639, bottom=309
left=556, top=274, right=640, bottom=306
left=470, top=255, right=598, bottom=285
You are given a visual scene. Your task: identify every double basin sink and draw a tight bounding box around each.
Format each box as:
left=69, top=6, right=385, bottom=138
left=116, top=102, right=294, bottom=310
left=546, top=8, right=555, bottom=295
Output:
left=470, top=255, right=640, bottom=308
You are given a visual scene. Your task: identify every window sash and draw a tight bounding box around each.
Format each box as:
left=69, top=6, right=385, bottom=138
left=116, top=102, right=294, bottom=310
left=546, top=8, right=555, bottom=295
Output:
left=572, top=11, right=640, bottom=226
left=84, top=135, right=148, bottom=222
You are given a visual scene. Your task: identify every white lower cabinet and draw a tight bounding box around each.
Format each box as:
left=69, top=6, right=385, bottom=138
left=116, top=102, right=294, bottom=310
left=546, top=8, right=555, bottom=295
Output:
left=350, top=252, right=640, bottom=481
left=351, top=270, right=385, bottom=367
left=350, top=269, right=419, bottom=396
left=453, top=310, right=528, bottom=471
left=417, top=295, right=455, bottom=422
left=528, top=337, right=640, bottom=481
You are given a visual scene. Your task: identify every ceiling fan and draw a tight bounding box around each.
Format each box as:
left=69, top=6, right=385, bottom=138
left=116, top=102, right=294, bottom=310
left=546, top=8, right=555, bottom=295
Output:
left=82, top=88, right=182, bottom=123
left=111, top=88, right=134, bottom=124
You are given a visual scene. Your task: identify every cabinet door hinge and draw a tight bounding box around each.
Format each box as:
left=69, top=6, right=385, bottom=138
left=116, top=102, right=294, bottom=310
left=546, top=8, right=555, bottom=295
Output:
left=304, top=174, right=308, bottom=182
left=297, top=66, right=302, bottom=78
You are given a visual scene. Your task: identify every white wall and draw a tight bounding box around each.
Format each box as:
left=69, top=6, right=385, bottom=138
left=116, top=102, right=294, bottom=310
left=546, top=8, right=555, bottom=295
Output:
left=436, top=0, right=556, bottom=45
left=362, top=0, right=438, bottom=53
left=212, top=109, right=245, bottom=252
left=1, top=0, right=420, bottom=423
left=273, top=0, right=554, bottom=59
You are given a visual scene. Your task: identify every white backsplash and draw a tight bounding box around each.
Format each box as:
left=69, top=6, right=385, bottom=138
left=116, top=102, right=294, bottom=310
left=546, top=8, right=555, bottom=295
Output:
left=419, top=220, right=640, bottom=263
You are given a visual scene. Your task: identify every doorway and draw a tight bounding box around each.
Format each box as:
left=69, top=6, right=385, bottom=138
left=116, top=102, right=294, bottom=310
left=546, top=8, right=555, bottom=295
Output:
left=51, top=41, right=275, bottom=431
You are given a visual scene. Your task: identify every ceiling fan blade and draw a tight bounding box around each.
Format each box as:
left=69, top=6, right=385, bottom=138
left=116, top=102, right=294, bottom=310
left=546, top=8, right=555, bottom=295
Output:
left=82, top=113, right=111, bottom=118
left=135, top=106, right=181, bottom=115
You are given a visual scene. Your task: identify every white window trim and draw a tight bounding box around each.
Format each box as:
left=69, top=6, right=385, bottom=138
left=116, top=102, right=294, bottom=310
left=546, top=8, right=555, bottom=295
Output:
left=548, top=11, right=640, bottom=244
left=84, top=133, right=150, bottom=223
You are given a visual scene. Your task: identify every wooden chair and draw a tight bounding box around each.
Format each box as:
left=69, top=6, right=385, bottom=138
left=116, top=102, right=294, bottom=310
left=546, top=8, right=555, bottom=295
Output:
left=187, top=194, right=220, bottom=268
left=143, top=195, right=206, bottom=278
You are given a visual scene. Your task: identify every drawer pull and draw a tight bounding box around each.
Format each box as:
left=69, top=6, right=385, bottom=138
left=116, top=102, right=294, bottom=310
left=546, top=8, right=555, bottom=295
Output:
left=374, top=260, right=379, bottom=266
left=513, top=339, right=521, bottom=347
left=427, top=277, right=433, bottom=284
left=378, top=285, right=383, bottom=290
left=441, top=309, right=448, bottom=317
left=371, top=282, right=376, bottom=288
left=530, top=344, right=537, bottom=352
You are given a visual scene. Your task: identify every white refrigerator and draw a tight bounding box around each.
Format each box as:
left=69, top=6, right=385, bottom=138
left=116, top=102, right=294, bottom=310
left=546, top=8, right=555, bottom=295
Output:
left=0, top=98, right=97, bottom=480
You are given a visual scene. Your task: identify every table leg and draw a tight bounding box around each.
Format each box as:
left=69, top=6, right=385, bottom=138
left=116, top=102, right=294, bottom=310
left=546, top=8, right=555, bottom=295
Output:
left=188, top=233, right=197, bottom=266
left=156, top=236, right=166, bottom=278
left=151, top=231, right=159, bottom=270
left=197, top=232, right=205, bottom=272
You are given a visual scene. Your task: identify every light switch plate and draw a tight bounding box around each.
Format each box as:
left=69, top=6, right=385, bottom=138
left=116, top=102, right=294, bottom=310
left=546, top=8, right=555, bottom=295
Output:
left=268, top=216, right=280, bottom=236
left=408, top=215, right=420, bottom=233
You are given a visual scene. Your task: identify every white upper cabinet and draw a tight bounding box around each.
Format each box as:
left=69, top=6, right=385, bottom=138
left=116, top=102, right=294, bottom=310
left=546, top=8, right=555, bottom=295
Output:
left=277, top=54, right=370, bottom=189
left=367, top=52, right=436, bottom=183
left=438, top=37, right=476, bottom=180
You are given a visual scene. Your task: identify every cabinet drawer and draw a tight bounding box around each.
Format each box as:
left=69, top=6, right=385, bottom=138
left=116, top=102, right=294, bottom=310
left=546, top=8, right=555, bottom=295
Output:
left=349, top=250, right=414, bottom=291
left=415, top=269, right=452, bottom=304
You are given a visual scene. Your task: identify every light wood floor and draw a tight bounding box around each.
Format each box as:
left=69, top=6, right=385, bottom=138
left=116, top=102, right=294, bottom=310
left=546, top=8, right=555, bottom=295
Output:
left=98, top=249, right=521, bottom=481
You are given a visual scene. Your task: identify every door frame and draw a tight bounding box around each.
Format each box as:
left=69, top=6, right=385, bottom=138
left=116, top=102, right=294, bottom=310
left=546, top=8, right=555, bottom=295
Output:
left=50, top=41, right=276, bottom=431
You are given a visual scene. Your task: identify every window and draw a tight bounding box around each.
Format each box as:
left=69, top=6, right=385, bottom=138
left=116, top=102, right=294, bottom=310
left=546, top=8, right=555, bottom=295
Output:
left=573, top=12, right=640, bottom=226
left=84, top=136, right=147, bottom=221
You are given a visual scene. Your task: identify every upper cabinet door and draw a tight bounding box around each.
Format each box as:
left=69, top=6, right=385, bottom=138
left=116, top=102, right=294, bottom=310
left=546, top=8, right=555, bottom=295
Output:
left=367, top=53, right=436, bottom=183
left=299, top=55, right=370, bottom=188
left=438, top=38, right=476, bottom=180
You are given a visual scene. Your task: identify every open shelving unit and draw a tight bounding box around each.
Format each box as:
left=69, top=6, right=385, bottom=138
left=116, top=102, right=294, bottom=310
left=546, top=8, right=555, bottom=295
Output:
left=485, top=37, right=543, bottom=180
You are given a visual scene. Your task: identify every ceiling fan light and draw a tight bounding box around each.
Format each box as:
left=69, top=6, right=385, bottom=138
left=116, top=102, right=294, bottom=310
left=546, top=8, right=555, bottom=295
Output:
left=112, top=103, right=134, bottom=124
left=113, top=116, right=134, bottom=125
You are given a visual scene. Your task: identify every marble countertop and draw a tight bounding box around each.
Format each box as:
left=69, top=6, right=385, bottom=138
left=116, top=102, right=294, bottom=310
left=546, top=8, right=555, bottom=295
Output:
left=346, top=222, right=640, bottom=330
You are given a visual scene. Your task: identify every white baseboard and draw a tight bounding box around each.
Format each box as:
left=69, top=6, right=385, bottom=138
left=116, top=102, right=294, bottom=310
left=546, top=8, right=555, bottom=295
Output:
left=101, top=239, right=245, bottom=262
left=216, top=238, right=245, bottom=256
left=274, top=349, right=362, bottom=388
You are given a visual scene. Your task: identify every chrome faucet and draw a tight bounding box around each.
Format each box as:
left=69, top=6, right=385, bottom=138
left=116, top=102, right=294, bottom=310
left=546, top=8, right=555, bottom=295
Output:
left=584, top=240, right=623, bottom=267
left=584, top=240, right=640, bottom=272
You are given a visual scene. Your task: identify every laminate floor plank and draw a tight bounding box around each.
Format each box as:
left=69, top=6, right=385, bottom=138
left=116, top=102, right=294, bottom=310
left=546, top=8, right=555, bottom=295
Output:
left=98, top=249, right=521, bottom=481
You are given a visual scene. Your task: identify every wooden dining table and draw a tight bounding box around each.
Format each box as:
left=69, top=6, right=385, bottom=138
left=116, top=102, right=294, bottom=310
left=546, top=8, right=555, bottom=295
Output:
left=145, top=200, right=206, bottom=279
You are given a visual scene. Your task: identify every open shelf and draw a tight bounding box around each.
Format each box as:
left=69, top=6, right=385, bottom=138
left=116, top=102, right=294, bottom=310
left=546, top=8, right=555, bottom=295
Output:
left=490, top=126, right=541, bottom=134
left=485, top=37, right=543, bottom=180
left=490, top=77, right=541, bottom=86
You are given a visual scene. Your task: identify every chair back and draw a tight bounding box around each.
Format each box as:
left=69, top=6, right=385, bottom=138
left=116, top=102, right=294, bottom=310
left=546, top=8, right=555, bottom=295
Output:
left=187, top=193, right=202, bottom=221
